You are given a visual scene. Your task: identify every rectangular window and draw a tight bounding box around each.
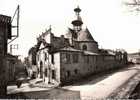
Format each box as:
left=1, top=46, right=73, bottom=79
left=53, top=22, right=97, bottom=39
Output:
left=52, top=70, right=56, bottom=79
left=62, top=53, right=71, bottom=63
left=51, top=54, right=54, bottom=64
left=45, top=68, right=47, bottom=77
left=66, top=70, right=71, bottom=77
left=66, top=53, right=71, bottom=63
left=73, top=54, right=78, bottom=63
left=44, top=53, right=48, bottom=61
left=62, top=53, right=66, bottom=63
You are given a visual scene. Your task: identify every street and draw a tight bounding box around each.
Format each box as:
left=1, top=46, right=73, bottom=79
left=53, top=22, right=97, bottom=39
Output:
left=7, top=64, right=140, bottom=99
left=63, top=64, right=140, bottom=99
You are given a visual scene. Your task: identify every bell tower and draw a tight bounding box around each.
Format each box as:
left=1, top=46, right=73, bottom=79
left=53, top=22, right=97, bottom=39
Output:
left=71, top=6, right=83, bottom=33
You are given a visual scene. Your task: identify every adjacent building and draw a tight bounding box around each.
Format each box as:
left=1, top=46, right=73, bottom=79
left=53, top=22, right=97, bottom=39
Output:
left=0, top=15, right=12, bottom=95
left=0, top=6, right=19, bottom=95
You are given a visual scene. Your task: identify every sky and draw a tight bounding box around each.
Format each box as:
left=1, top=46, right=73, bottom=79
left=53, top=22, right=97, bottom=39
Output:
left=1, top=0, right=140, bottom=57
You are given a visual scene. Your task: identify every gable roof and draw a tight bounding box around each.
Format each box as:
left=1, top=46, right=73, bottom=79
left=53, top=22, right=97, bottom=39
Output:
left=36, top=38, right=51, bottom=51
left=65, top=28, right=77, bottom=39
left=77, top=28, right=96, bottom=42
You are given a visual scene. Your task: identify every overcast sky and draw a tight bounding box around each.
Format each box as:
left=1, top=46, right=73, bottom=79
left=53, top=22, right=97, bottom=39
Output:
left=1, top=0, right=140, bottom=57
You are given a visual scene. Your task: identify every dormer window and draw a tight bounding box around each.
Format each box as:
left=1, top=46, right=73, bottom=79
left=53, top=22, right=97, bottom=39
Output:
left=82, top=44, right=87, bottom=50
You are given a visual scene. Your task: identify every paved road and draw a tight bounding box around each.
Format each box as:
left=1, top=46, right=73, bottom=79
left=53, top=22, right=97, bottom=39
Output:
left=7, top=88, right=80, bottom=99
left=7, top=64, right=140, bottom=99
left=63, top=64, right=140, bottom=99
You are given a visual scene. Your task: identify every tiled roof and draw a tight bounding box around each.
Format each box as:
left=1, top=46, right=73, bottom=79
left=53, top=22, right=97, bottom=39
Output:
left=60, top=46, right=82, bottom=52
left=77, top=28, right=96, bottom=42
left=84, top=51, right=99, bottom=55
left=106, top=50, right=116, bottom=56
left=59, top=46, right=99, bottom=55
left=99, top=49, right=116, bottom=56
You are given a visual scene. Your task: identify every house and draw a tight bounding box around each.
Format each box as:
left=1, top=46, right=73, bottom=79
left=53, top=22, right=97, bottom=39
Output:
left=0, top=14, right=12, bottom=95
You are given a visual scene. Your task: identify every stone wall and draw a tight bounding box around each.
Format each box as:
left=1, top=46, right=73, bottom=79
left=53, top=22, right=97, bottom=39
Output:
left=60, top=51, right=97, bottom=84
left=59, top=51, right=127, bottom=85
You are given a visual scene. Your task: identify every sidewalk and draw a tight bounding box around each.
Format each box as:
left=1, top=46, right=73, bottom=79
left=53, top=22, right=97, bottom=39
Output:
left=63, top=65, right=140, bottom=99
left=7, top=65, right=140, bottom=99
left=108, top=70, right=140, bottom=98
left=7, top=78, right=80, bottom=99
left=7, top=87, right=80, bottom=99
left=7, top=78, right=58, bottom=94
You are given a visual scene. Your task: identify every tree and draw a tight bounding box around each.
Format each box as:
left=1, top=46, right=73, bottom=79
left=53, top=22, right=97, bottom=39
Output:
left=124, top=0, right=140, bottom=12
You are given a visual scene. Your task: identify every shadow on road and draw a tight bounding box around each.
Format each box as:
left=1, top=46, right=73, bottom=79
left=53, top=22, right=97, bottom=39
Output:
left=6, top=87, right=81, bottom=99
left=129, top=81, right=140, bottom=99
left=65, top=64, right=140, bottom=86
left=6, top=64, right=140, bottom=99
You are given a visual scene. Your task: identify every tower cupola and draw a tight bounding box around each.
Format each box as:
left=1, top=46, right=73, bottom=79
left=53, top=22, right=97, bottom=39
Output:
left=71, top=6, right=83, bottom=33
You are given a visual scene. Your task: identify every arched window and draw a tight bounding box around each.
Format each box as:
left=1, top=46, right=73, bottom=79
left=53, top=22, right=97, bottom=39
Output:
left=82, top=44, right=87, bottom=50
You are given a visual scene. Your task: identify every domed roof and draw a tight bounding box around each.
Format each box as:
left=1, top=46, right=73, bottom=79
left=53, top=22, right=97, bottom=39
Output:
left=71, top=6, right=83, bottom=26
left=71, top=16, right=83, bottom=26
left=77, top=28, right=96, bottom=42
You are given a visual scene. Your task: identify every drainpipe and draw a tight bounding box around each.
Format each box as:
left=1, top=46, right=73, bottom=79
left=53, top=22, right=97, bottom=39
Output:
left=48, top=65, right=51, bottom=84
left=43, top=51, right=45, bottom=82
left=48, top=53, right=51, bottom=84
